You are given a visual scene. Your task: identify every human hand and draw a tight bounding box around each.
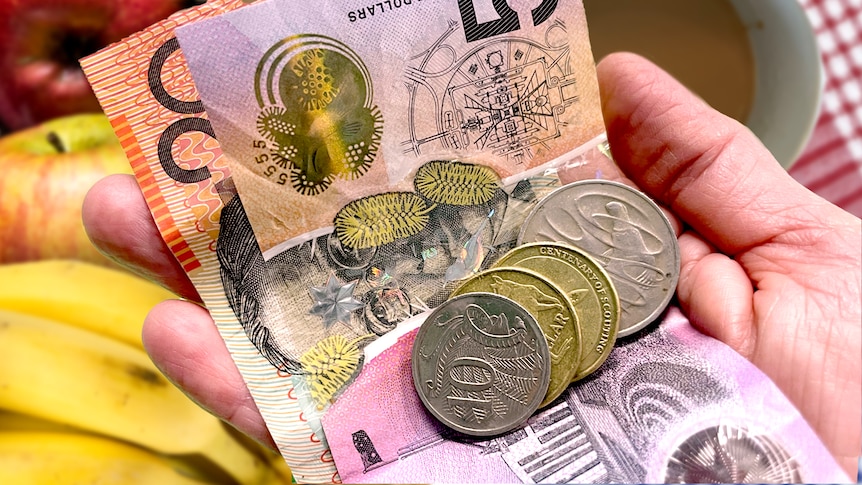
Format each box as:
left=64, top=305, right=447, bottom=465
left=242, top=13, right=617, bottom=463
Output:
left=82, top=173, right=278, bottom=450
left=594, top=53, right=861, bottom=476
left=82, top=52, right=861, bottom=476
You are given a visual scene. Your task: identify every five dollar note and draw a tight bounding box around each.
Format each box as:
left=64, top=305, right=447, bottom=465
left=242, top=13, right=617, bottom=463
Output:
left=82, top=0, right=606, bottom=482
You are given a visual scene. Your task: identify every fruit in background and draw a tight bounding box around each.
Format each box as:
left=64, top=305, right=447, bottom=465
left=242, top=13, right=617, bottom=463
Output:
left=0, top=0, right=202, bottom=130
left=0, top=410, right=80, bottom=434
left=0, top=308, right=276, bottom=485
left=0, top=260, right=294, bottom=483
left=0, top=432, right=214, bottom=485
left=0, top=260, right=175, bottom=350
left=0, top=113, right=130, bottom=266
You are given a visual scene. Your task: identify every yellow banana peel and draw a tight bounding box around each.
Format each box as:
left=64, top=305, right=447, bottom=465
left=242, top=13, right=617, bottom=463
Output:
left=0, top=259, right=176, bottom=349
left=0, top=431, right=212, bottom=485
left=0, top=308, right=273, bottom=485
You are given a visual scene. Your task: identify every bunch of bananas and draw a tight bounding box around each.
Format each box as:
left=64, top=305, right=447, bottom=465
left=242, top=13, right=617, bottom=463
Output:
left=0, top=260, right=292, bottom=484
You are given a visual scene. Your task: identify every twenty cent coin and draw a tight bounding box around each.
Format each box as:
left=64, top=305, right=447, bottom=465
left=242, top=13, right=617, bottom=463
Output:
left=411, top=293, right=550, bottom=436
left=451, top=267, right=581, bottom=407
left=495, top=242, right=620, bottom=381
left=519, top=180, right=680, bottom=337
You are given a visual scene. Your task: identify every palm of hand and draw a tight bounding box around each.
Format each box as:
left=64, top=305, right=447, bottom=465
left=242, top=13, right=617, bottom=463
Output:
left=595, top=54, right=861, bottom=478
left=705, top=224, right=862, bottom=472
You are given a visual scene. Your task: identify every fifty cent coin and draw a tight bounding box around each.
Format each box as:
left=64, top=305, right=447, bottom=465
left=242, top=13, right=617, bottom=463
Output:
left=411, top=293, right=550, bottom=436
left=519, top=180, right=680, bottom=337
left=451, top=267, right=581, bottom=407
left=495, top=242, right=620, bottom=381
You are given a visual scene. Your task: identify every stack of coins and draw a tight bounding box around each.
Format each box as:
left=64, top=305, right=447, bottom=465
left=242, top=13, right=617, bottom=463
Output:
left=411, top=179, right=680, bottom=436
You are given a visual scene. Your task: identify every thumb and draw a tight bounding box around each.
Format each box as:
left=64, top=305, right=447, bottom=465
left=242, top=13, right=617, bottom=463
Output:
left=596, top=52, right=837, bottom=256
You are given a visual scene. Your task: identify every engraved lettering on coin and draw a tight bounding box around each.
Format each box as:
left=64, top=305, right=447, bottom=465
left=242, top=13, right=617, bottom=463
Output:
left=451, top=267, right=581, bottom=407
left=495, top=242, right=620, bottom=380
left=519, top=180, right=680, bottom=336
left=411, top=293, right=550, bottom=436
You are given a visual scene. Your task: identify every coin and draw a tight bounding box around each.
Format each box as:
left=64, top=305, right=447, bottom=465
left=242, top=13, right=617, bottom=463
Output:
left=411, top=292, right=550, bottom=436
left=451, top=267, right=581, bottom=407
left=495, top=242, right=620, bottom=381
left=519, top=180, right=679, bottom=337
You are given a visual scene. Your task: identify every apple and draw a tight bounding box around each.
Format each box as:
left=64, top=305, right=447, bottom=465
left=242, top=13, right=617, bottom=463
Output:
left=0, top=0, right=202, bottom=131
left=0, top=113, right=131, bottom=265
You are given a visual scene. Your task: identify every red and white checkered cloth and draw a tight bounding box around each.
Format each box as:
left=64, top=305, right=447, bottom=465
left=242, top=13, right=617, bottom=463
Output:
left=792, top=0, right=862, bottom=217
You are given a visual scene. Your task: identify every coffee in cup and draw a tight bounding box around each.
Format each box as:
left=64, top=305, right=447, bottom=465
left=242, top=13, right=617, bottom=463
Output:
left=584, top=0, right=822, bottom=169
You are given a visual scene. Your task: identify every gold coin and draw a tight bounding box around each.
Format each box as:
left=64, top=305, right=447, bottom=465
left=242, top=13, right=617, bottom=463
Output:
left=495, top=242, right=620, bottom=381
left=451, top=267, right=581, bottom=408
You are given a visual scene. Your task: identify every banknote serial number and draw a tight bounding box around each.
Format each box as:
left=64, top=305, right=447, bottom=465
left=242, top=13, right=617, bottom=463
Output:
left=253, top=140, right=289, bottom=185
left=348, top=0, right=419, bottom=22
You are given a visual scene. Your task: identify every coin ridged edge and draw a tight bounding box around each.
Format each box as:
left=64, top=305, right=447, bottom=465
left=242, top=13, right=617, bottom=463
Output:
left=495, top=241, right=620, bottom=381
left=410, top=292, right=551, bottom=436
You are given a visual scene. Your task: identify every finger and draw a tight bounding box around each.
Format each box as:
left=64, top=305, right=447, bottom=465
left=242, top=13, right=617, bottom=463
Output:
left=596, top=52, right=833, bottom=256
left=82, top=174, right=200, bottom=301
left=142, top=299, right=276, bottom=450
left=676, top=230, right=755, bottom=357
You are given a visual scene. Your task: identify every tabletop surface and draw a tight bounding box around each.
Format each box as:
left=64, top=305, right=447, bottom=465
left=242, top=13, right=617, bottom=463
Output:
left=791, top=0, right=862, bottom=218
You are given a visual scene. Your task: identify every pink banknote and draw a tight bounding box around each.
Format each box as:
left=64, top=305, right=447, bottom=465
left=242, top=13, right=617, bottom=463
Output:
left=323, top=306, right=849, bottom=483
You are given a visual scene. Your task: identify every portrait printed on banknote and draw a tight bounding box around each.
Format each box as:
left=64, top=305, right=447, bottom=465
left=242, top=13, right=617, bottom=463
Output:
left=174, top=0, right=606, bottom=449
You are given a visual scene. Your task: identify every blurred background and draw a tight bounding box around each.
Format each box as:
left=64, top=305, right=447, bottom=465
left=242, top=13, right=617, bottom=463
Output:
left=0, top=3, right=294, bottom=484
left=0, top=0, right=858, bottom=483
left=784, top=0, right=862, bottom=218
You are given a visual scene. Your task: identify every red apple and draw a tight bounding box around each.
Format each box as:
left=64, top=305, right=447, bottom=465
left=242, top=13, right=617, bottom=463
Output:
left=0, top=113, right=131, bottom=265
left=0, top=0, right=200, bottom=131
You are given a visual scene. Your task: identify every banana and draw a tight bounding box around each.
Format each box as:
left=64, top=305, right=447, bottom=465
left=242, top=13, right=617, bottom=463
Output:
left=262, top=454, right=294, bottom=485
left=0, top=260, right=175, bottom=349
left=0, top=431, right=212, bottom=485
left=0, top=409, right=81, bottom=433
left=0, top=309, right=271, bottom=485
left=0, top=411, right=267, bottom=484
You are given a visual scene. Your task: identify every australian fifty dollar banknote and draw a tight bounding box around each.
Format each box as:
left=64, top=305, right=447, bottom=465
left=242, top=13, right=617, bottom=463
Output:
left=80, top=0, right=848, bottom=482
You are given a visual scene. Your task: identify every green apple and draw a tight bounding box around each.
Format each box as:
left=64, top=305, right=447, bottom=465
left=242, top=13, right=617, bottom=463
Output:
left=0, top=113, right=131, bottom=265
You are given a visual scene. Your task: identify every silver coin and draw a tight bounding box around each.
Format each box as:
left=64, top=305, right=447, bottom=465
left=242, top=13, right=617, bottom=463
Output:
left=518, top=179, right=679, bottom=336
left=411, top=292, right=550, bottom=436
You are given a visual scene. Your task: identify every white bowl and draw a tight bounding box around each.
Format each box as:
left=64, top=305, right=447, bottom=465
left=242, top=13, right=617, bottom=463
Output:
left=585, top=0, right=822, bottom=169
left=731, top=0, right=823, bottom=169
